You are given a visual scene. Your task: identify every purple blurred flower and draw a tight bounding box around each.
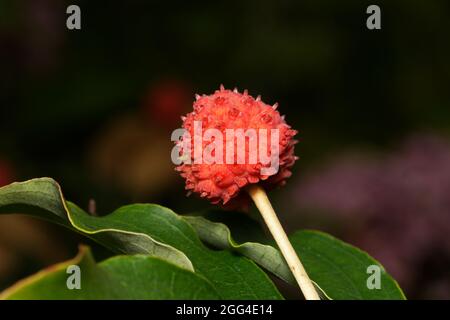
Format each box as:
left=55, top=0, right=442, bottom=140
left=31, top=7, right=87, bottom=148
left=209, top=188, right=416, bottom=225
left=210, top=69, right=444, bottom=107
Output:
left=292, top=133, right=450, bottom=298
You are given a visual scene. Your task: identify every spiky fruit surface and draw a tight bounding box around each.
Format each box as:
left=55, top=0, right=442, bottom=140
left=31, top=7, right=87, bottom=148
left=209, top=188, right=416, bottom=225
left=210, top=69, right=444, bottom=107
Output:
left=176, top=86, right=298, bottom=206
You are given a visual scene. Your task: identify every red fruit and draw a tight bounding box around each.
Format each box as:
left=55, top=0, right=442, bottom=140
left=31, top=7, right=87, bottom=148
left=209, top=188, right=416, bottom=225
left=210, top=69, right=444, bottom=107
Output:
left=142, top=79, right=192, bottom=129
left=175, top=86, right=298, bottom=206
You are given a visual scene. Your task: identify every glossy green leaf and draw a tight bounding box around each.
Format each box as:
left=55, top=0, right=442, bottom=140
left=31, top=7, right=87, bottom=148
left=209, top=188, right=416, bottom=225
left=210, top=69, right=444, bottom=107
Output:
left=0, top=178, right=282, bottom=300
left=1, top=246, right=220, bottom=300
left=0, top=178, right=194, bottom=271
left=185, top=212, right=406, bottom=300
left=184, top=215, right=295, bottom=284
left=290, top=230, right=406, bottom=300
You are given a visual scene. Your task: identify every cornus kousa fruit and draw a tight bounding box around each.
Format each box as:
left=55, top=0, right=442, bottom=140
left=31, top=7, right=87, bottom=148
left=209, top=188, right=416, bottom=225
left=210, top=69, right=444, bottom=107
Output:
left=174, top=86, right=319, bottom=300
left=174, top=86, right=298, bottom=206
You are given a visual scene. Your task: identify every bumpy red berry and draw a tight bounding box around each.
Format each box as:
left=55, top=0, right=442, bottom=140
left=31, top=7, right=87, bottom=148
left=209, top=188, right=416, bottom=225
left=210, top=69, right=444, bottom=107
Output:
left=175, top=86, right=298, bottom=206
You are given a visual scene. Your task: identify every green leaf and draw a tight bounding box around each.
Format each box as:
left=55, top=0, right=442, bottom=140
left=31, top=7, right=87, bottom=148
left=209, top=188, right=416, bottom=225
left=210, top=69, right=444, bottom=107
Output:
left=184, top=212, right=406, bottom=300
left=1, top=246, right=220, bottom=300
left=184, top=215, right=295, bottom=285
left=191, top=210, right=270, bottom=244
left=290, top=230, right=406, bottom=300
left=0, top=178, right=194, bottom=272
left=0, top=178, right=283, bottom=300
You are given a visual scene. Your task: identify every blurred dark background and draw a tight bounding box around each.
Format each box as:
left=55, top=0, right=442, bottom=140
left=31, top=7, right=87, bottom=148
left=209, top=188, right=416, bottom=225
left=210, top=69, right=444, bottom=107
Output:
left=1, top=0, right=449, bottom=299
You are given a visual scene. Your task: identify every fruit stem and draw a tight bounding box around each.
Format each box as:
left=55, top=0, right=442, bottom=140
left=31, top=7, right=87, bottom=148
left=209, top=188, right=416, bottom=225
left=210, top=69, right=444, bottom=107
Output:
left=247, top=184, right=320, bottom=300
